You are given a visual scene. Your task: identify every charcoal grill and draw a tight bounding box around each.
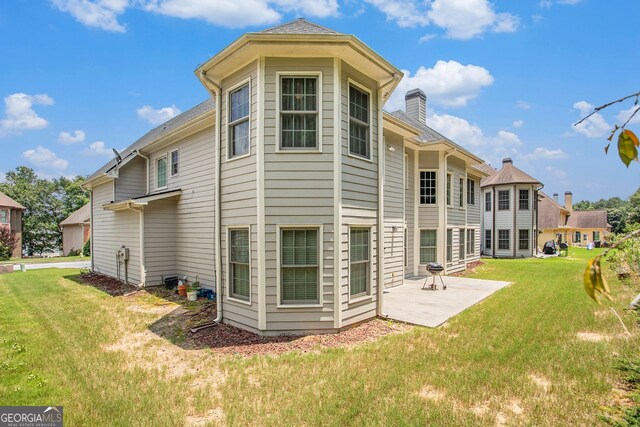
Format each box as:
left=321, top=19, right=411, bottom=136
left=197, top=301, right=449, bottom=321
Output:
left=423, top=262, right=446, bottom=291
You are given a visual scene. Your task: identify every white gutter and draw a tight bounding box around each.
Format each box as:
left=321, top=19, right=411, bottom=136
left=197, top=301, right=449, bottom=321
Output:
left=210, top=80, right=223, bottom=324
left=376, top=87, right=385, bottom=316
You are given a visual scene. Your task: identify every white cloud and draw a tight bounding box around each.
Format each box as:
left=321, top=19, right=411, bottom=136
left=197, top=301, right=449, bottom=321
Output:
left=84, top=140, right=113, bottom=156
left=386, top=60, right=494, bottom=111
left=531, top=14, right=543, bottom=24
left=616, top=105, right=640, bottom=126
left=365, top=0, right=429, bottom=28
left=271, top=0, right=338, bottom=18
left=540, top=0, right=582, bottom=7
left=136, top=104, right=181, bottom=126
left=513, top=119, right=524, bottom=128
left=58, top=130, right=86, bottom=144
left=545, top=165, right=569, bottom=186
left=0, top=93, right=54, bottom=133
left=367, top=0, right=519, bottom=39
left=419, top=33, right=437, bottom=43
left=516, top=100, right=531, bottom=110
left=51, top=0, right=129, bottom=32
left=22, top=146, right=68, bottom=173
left=572, top=100, right=611, bottom=138
left=522, top=147, right=567, bottom=160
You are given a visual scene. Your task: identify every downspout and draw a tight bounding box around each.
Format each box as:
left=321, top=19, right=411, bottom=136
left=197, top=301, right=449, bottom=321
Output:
left=133, top=150, right=150, bottom=195
left=513, top=184, right=517, bottom=258
left=376, top=87, right=385, bottom=316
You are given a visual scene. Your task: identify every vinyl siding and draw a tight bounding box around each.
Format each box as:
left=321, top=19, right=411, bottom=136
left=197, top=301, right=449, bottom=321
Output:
left=340, top=61, right=379, bottom=326
left=482, top=188, right=493, bottom=255
left=383, top=131, right=404, bottom=288
left=263, top=57, right=335, bottom=331
left=446, top=157, right=466, bottom=227
left=143, top=199, right=177, bottom=286
left=62, top=224, right=84, bottom=256
left=147, top=126, right=217, bottom=289
left=219, top=61, right=259, bottom=330
left=404, top=149, right=415, bottom=278
left=91, top=181, right=142, bottom=284
left=515, top=185, right=536, bottom=257
left=115, top=157, right=146, bottom=200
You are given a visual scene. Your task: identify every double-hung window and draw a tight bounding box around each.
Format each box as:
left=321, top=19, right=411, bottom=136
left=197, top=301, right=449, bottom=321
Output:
left=420, top=171, right=437, bottom=205
left=467, top=229, right=475, bottom=255
left=0, top=210, right=8, bottom=224
left=280, top=77, right=318, bottom=150
left=519, top=189, right=529, bottom=210
left=498, top=190, right=510, bottom=210
left=485, top=192, right=491, bottom=211
left=519, top=229, right=529, bottom=250
left=281, top=228, right=319, bottom=304
left=349, top=85, right=370, bottom=159
left=228, top=83, right=250, bottom=158
left=459, top=228, right=465, bottom=260
left=156, top=156, right=167, bottom=189
left=446, top=229, right=453, bottom=263
left=419, top=230, right=437, bottom=264
left=467, top=179, right=475, bottom=205
left=593, top=231, right=600, bottom=241
left=170, top=149, right=179, bottom=176
left=498, top=229, right=510, bottom=250
left=446, top=173, right=452, bottom=206
left=485, top=229, right=492, bottom=250
left=349, top=228, right=370, bottom=297
left=459, top=177, right=464, bottom=208
left=229, top=228, right=250, bottom=301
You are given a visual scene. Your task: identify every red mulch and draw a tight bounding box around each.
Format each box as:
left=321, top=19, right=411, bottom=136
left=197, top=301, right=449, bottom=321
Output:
left=78, top=272, right=139, bottom=296
left=189, top=317, right=410, bottom=357
left=449, top=260, right=485, bottom=277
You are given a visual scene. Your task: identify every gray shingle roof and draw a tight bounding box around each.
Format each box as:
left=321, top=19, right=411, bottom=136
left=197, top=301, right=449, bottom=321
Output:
left=567, top=210, right=609, bottom=229
left=538, top=192, right=566, bottom=229
left=0, top=191, right=25, bottom=210
left=61, top=203, right=90, bottom=226
left=387, top=110, right=450, bottom=144
left=260, top=18, right=340, bottom=35
left=86, top=98, right=215, bottom=183
left=472, top=163, right=497, bottom=180
left=480, top=161, right=542, bottom=188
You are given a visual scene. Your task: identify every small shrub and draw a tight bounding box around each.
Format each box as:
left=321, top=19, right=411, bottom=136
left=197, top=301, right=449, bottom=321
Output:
left=0, top=226, right=17, bottom=261
left=67, top=248, right=80, bottom=257
left=82, top=238, right=91, bottom=257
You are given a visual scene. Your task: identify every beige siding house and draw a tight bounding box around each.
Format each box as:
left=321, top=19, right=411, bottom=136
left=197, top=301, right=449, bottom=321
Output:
left=0, top=191, right=24, bottom=258
left=60, top=203, right=90, bottom=256
left=83, top=19, right=488, bottom=335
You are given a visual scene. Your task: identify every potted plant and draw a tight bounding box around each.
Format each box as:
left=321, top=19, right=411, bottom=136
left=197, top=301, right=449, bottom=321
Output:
left=186, top=283, right=198, bottom=301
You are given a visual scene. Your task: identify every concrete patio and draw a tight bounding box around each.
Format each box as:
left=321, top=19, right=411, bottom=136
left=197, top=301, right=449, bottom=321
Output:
left=383, top=276, right=511, bottom=327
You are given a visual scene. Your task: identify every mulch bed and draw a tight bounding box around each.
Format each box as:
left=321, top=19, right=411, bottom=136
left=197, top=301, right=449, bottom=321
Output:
left=78, top=272, right=139, bottom=296
left=188, top=318, right=410, bottom=357
left=449, top=260, right=485, bottom=277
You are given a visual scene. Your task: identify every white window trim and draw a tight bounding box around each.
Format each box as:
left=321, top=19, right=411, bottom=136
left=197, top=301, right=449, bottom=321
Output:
left=227, top=225, right=252, bottom=306
left=498, top=229, right=511, bottom=250
left=418, top=228, right=437, bottom=266
left=275, top=224, right=324, bottom=308
left=446, top=172, right=452, bottom=206
left=156, top=154, right=168, bottom=191
left=466, top=228, right=477, bottom=256
left=225, top=78, right=252, bottom=163
left=497, top=189, right=510, bottom=211
left=275, top=71, right=323, bottom=154
left=458, top=227, right=466, bottom=261
left=518, top=188, right=530, bottom=211
left=518, top=229, right=530, bottom=250
left=467, top=178, right=476, bottom=206
left=348, top=224, right=374, bottom=304
left=0, top=209, right=8, bottom=224
left=418, top=168, right=438, bottom=206
left=446, top=228, right=453, bottom=265
left=347, top=78, right=374, bottom=163
left=458, top=176, right=465, bottom=210
left=169, top=148, right=179, bottom=177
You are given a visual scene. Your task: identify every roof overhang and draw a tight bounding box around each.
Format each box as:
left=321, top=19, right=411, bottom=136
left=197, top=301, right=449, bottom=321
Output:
left=102, top=190, right=182, bottom=211
left=405, top=139, right=485, bottom=166
left=195, top=33, right=402, bottom=102
left=383, top=112, right=422, bottom=139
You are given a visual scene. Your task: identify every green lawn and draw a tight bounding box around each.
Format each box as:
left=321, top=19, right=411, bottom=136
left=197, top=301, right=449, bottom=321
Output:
left=0, top=255, right=89, bottom=265
left=0, top=248, right=637, bottom=426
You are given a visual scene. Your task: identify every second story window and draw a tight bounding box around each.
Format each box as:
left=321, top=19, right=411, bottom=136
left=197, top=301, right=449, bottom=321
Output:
left=485, top=192, right=491, bottom=211
left=419, top=171, right=436, bottom=205
left=467, top=179, right=475, bottom=205
left=156, top=156, right=167, bottom=189
left=459, top=177, right=464, bottom=208
left=498, top=190, right=510, bottom=210
left=519, top=189, right=529, bottom=210
left=280, top=77, right=318, bottom=150
left=349, top=84, right=370, bottom=159
left=170, top=149, right=179, bottom=176
left=228, top=83, right=250, bottom=159
left=446, top=173, right=451, bottom=206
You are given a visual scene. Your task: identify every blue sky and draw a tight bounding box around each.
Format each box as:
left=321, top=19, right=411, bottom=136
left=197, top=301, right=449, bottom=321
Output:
left=0, top=0, right=638, bottom=202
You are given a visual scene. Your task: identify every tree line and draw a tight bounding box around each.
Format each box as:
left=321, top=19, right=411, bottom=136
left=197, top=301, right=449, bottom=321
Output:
left=574, top=187, right=640, bottom=234
left=0, top=166, right=89, bottom=256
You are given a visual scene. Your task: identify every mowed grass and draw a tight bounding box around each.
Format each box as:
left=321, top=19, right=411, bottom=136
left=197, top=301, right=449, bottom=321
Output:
left=0, top=248, right=638, bottom=426
left=0, top=255, right=89, bottom=265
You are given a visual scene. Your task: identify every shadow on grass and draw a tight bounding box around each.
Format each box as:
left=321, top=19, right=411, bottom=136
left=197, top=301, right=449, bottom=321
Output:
left=64, top=273, right=138, bottom=297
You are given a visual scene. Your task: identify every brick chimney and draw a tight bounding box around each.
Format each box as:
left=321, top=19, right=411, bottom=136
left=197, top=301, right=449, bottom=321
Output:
left=553, top=193, right=559, bottom=204
left=564, top=191, right=572, bottom=214
left=405, top=88, right=426, bottom=124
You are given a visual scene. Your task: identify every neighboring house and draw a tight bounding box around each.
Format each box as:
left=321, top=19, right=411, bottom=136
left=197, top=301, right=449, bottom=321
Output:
left=82, top=19, right=488, bottom=335
left=60, top=203, right=91, bottom=256
left=538, top=191, right=610, bottom=247
left=480, top=158, right=542, bottom=258
left=0, top=191, right=24, bottom=258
